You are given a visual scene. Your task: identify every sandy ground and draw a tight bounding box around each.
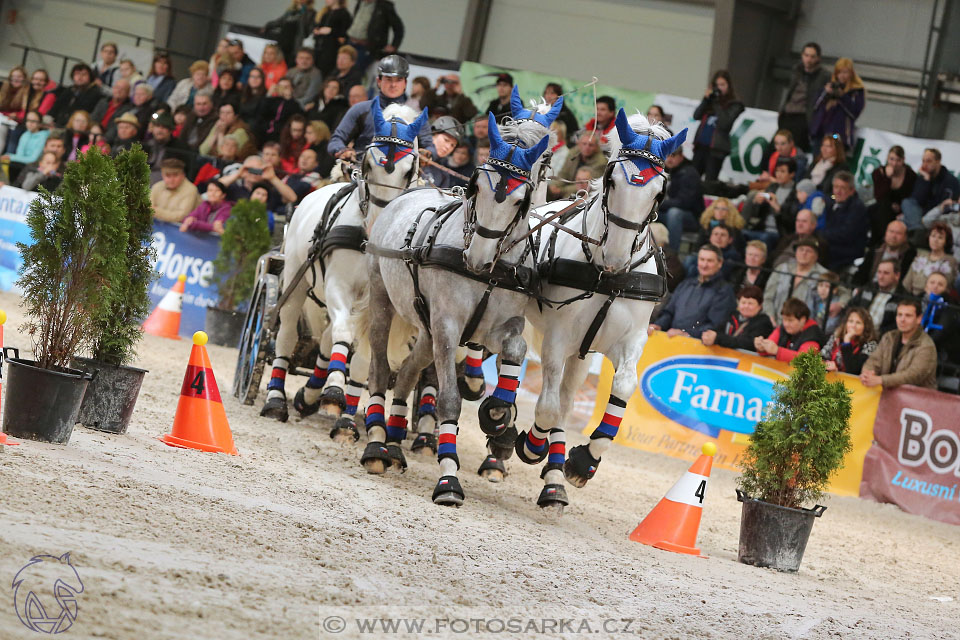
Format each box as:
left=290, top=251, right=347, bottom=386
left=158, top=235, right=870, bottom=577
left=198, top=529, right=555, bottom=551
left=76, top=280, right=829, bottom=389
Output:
left=0, top=288, right=956, bottom=640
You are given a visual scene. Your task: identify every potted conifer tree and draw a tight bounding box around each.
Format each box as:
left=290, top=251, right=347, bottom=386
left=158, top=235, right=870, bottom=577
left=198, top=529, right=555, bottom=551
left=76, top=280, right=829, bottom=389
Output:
left=206, top=198, right=271, bottom=347
left=4, top=147, right=127, bottom=444
left=736, top=349, right=853, bottom=573
left=73, top=145, right=156, bottom=434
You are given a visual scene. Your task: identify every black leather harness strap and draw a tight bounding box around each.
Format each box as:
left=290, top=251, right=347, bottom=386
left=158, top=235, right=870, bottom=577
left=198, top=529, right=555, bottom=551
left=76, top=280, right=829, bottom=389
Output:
left=578, top=293, right=618, bottom=359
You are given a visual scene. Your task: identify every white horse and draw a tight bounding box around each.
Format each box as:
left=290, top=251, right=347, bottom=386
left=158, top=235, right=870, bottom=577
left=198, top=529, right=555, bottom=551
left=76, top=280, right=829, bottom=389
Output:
left=260, top=99, right=428, bottom=443
left=518, top=110, right=687, bottom=512
left=363, top=107, right=554, bottom=506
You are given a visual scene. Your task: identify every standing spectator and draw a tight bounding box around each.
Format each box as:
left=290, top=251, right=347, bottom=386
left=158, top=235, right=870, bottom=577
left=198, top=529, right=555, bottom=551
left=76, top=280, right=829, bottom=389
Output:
left=93, top=42, right=120, bottom=93
left=486, top=73, right=514, bottom=124
left=810, top=58, right=865, bottom=151
left=256, top=77, right=303, bottom=143
left=307, top=78, right=349, bottom=131
left=14, top=150, right=62, bottom=192
left=151, top=158, right=201, bottom=223
left=181, top=180, right=233, bottom=234
left=764, top=237, right=829, bottom=324
left=807, top=134, right=847, bottom=197
left=25, top=69, right=58, bottom=119
left=755, top=298, right=825, bottom=363
left=260, top=44, right=288, bottom=90
left=2, top=110, right=48, bottom=183
left=778, top=42, right=831, bottom=153
left=239, top=68, right=268, bottom=125
left=285, top=48, right=325, bottom=110
left=179, top=89, right=218, bottom=151
left=860, top=299, right=938, bottom=389
left=582, top=96, right=617, bottom=146
left=91, top=79, right=134, bottom=143
left=548, top=129, right=607, bottom=200
left=212, top=69, right=241, bottom=108
left=692, top=70, right=744, bottom=181
left=279, top=114, right=309, bottom=174
left=332, top=45, right=364, bottom=94
left=0, top=66, right=29, bottom=120
left=649, top=244, right=736, bottom=338
left=435, top=74, right=477, bottom=125
left=901, top=148, right=960, bottom=232
left=265, top=0, right=317, bottom=67
left=731, top=240, right=770, bottom=292
left=821, top=171, right=869, bottom=270
left=854, top=220, right=915, bottom=286
left=544, top=83, right=578, bottom=145
left=64, top=111, right=92, bottom=161
left=661, top=148, right=705, bottom=250
left=168, top=61, right=211, bottom=111
left=771, top=208, right=830, bottom=268
left=110, top=113, right=141, bottom=156
left=346, top=0, right=404, bottom=67
left=870, top=145, right=916, bottom=245
left=847, top=258, right=906, bottom=335
left=146, top=53, right=177, bottom=106
left=701, top=285, right=773, bottom=352
left=313, top=0, right=352, bottom=79
left=821, top=307, right=878, bottom=375
left=50, top=64, right=102, bottom=127
left=200, top=102, right=257, bottom=161
left=228, top=40, right=256, bottom=85
left=901, top=221, right=958, bottom=296
left=144, top=112, right=191, bottom=183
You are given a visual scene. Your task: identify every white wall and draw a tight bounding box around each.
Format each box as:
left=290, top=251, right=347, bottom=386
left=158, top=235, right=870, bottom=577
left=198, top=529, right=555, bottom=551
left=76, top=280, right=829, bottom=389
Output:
left=480, top=0, right=714, bottom=97
left=0, top=0, right=156, bottom=81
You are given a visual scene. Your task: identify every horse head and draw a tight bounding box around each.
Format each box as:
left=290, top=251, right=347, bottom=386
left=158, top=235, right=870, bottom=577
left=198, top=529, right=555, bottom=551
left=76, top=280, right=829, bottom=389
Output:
left=364, top=97, right=428, bottom=216
left=598, top=108, right=687, bottom=270
left=463, top=111, right=548, bottom=274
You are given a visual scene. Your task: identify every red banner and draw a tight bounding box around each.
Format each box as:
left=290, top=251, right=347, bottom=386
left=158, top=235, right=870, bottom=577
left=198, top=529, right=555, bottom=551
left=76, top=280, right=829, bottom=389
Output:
left=859, top=385, right=960, bottom=525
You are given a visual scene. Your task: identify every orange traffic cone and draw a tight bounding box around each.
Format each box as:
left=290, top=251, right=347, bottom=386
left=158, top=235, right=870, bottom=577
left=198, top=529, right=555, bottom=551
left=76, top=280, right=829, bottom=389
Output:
left=629, top=442, right=716, bottom=556
left=161, top=331, right=238, bottom=455
left=143, top=274, right=187, bottom=339
left=0, top=310, right=17, bottom=446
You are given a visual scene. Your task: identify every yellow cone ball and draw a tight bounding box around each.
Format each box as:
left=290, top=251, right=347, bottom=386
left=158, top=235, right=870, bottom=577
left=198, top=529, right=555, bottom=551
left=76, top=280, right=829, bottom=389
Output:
left=178, top=274, right=187, bottom=283
left=0, top=309, right=6, bottom=326
left=193, top=331, right=208, bottom=346
left=702, top=442, right=717, bottom=456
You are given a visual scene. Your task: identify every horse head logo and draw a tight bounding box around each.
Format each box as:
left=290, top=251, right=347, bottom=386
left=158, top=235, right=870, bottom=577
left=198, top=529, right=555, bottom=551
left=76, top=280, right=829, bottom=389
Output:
left=12, top=553, right=84, bottom=634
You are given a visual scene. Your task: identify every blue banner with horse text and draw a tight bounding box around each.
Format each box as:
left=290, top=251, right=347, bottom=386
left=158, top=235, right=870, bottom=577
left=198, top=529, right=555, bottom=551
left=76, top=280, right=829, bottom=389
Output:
left=0, top=186, right=38, bottom=291
left=149, top=222, right=220, bottom=337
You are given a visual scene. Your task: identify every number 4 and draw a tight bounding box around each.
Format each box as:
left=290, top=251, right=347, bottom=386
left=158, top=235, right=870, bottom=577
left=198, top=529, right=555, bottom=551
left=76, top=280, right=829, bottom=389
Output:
left=190, top=371, right=206, bottom=396
left=694, top=480, right=706, bottom=504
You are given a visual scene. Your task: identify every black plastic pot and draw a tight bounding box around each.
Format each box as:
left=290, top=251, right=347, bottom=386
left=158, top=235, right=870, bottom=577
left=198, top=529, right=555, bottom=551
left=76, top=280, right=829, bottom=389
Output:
left=736, top=490, right=826, bottom=573
left=205, top=306, right=245, bottom=347
left=2, top=350, right=93, bottom=444
left=71, top=357, right=147, bottom=435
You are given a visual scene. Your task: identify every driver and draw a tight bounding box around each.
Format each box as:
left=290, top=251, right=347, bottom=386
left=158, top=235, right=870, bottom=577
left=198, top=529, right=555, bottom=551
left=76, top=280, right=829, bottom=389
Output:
left=327, top=54, right=434, bottom=162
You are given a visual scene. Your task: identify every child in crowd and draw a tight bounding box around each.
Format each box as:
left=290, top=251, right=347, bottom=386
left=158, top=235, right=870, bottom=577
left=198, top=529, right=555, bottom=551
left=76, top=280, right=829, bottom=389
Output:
left=806, top=271, right=843, bottom=334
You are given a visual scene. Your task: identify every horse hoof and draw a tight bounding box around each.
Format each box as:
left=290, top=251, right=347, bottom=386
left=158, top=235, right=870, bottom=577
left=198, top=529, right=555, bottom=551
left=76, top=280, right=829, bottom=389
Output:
left=477, top=454, right=506, bottom=482
left=563, top=445, right=599, bottom=488
left=486, top=426, right=517, bottom=461
left=537, top=484, right=569, bottom=513
left=259, top=396, right=288, bottom=422
left=432, top=475, right=465, bottom=506
left=458, top=375, right=485, bottom=401
left=360, top=441, right=391, bottom=475
left=514, top=429, right=548, bottom=465
left=386, top=444, right=408, bottom=472
left=410, top=432, right=438, bottom=456
left=481, top=469, right=504, bottom=483
left=294, top=387, right=321, bottom=417
left=330, top=416, right=360, bottom=443
left=318, top=386, right=346, bottom=418
left=478, top=396, right=516, bottom=436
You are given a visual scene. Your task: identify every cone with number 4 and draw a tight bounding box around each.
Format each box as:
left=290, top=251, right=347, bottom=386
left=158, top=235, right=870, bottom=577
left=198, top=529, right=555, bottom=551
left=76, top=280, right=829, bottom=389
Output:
left=161, top=331, right=237, bottom=455
left=629, top=442, right=716, bottom=556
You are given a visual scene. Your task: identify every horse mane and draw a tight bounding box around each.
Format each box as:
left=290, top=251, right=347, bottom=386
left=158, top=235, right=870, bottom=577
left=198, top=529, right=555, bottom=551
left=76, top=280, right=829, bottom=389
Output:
left=382, top=103, right=420, bottom=124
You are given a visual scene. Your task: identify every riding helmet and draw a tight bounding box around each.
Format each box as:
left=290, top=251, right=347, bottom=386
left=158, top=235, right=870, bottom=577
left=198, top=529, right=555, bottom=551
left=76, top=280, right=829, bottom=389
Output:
left=377, top=55, right=410, bottom=79
left=431, top=116, right=463, bottom=144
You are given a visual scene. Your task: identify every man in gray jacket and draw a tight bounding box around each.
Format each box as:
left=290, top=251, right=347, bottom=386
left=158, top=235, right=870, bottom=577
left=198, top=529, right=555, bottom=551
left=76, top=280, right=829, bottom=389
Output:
left=778, top=42, right=831, bottom=152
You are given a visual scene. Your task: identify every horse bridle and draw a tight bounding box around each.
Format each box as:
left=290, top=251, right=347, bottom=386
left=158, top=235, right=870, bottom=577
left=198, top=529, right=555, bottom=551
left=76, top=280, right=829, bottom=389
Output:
left=359, top=119, right=419, bottom=212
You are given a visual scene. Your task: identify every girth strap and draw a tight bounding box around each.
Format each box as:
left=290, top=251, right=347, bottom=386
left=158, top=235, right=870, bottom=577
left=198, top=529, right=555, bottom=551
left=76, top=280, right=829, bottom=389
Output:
left=461, top=282, right=495, bottom=345
left=579, top=293, right=617, bottom=360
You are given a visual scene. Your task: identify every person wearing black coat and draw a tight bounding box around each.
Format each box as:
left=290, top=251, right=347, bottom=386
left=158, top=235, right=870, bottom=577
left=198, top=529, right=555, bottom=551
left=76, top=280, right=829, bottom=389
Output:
left=701, top=285, right=773, bottom=353
left=50, top=64, right=103, bottom=127
left=662, top=150, right=706, bottom=250
left=347, top=0, right=404, bottom=63
left=313, top=2, right=353, bottom=78
left=264, top=2, right=317, bottom=67
left=692, top=70, right=745, bottom=181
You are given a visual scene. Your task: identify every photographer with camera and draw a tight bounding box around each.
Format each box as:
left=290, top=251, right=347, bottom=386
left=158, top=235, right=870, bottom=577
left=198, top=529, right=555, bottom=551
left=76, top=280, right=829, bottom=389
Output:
left=810, top=58, right=865, bottom=151
left=692, top=70, right=744, bottom=181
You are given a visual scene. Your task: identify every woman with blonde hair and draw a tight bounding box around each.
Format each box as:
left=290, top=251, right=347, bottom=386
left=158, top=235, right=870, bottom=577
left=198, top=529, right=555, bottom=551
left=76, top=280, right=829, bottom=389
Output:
left=65, top=110, right=92, bottom=161
left=305, top=119, right=335, bottom=177
left=0, top=66, right=29, bottom=121
left=698, top=197, right=745, bottom=232
left=811, top=58, right=865, bottom=150
left=168, top=60, right=211, bottom=110
left=260, top=44, right=288, bottom=90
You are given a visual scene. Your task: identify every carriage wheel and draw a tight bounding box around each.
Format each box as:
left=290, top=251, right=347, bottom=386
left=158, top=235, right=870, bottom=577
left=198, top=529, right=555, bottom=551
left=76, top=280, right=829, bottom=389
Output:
left=233, top=274, right=279, bottom=405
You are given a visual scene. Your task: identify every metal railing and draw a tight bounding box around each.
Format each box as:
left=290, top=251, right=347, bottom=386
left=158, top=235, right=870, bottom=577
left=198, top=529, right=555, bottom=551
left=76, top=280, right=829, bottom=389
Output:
left=9, top=44, right=86, bottom=84
left=84, top=23, right=155, bottom=61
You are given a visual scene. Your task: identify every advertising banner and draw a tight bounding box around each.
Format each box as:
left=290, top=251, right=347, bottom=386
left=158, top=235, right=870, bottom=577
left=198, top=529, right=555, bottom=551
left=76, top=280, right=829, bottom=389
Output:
left=149, top=222, right=221, bottom=338
left=859, top=386, right=960, bottom=525
left=0, top=186, right=37, bottom=291
left=586, top=332, right=881, bottom=496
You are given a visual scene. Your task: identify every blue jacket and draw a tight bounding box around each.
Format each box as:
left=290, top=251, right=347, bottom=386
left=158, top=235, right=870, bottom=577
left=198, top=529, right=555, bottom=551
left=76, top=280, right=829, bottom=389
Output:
left=327, top=94, right=434, bottom=157
left=910, top=165, right=960, bottom=211
left=822, top=193, right=869, bottom=270
left=655, top=271, right=736, bottom=338
left=8, top=129, right=50, bottom=165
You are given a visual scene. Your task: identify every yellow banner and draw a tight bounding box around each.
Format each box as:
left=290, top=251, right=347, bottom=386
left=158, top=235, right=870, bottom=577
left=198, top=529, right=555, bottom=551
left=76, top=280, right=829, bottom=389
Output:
left=586, top=332, right=880, bottom=496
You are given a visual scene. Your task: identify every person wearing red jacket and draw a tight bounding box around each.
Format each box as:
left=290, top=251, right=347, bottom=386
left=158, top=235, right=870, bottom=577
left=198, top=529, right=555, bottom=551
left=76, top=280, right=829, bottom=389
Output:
left=755, top=297, right=826, bottom=362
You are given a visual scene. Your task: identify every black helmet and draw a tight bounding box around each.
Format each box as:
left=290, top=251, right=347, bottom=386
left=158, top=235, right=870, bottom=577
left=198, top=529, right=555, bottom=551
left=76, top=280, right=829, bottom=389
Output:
left=431, top=115, right=463, bottom=144
left=377, top=54, right=409, bottom=79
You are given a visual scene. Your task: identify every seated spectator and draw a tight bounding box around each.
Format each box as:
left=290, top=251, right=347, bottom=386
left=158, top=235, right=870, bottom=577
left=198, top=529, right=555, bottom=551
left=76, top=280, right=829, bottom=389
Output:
left=117, top=59, right=143, bottom=86
left=212, top=69, right=241, bottom=108
left=468, top=114, right=488, bottom=151
left=661, top=148, right=705, bottom=250
left=256, top=78, right=303, bottom=143
left=795, top=178, right=827, bottom=219
left=168, top=61, right=211, bottom=111
left=261, top=141, right=285, bottom=176
left=25, top=69, right=58, bottom=120
left=548, top=129, right=608, bottom=200
left=755, top=129, right=807, bottom=190
left=2, top=110, right=48, bottom=183
left=821, top=170, right=868, bottom=270
left=583, top=95, right=617, bottom=148
left=239, top=68, right=268, bottom=126
left=14, top=150, right=62, bottom=192
left=228, top=39, right=256, bottom=85
left=861, top=299, right=938, bottom=389
left=145, top=112, right=192, bottom=183
left=474, top=139, right=489, bottom=167
left=279, top=114, right=309, bottom=174
left=649, top=222, right=685, bottom=291
left=91, top=79, right=134, bottom=144
left=902, top=147, right=960, bottom=232
left=332, top=45, right=364, bottom=97
left=209, top=38, right=234, bottom=84
left=200, top=102, right=256, bottom=161
left=312, top=0, right=351, bottom=79
left=755, top=298, right=825, bottom=362
left=220, top=155, right=285, bottom=212
left=821, top=306, right=878, bottom=375
left=307, top=78, right=349, bottom=132
left=691, top=71, right=744, bottom=180
left=179, top=90, right=218, bottom=151
left=93, top=43, right=119, bottom=93
left=572, top=167, right=594, bottom=194
left=870, top=145, right=916, bottom=245
left=806, top=134, right=848, bottom=197
left=810, top=58, right=865, bottom=151
left=80, top=123, right=110, bottom=156
left=286, top=48, right=325, bottom=110
left=731, top=240, right=770, bottom=292
left=698, top=197, right=745, bottom=243
left=547, top=121, right=570, bottom=175
left=847, top=258, right=906, bottom=335
left=700, top=285, right=773, bottom=352
left=921, top=272, right=960, bottom=366
left=742, top=157, right=799, bottom=248
left=764, top=237, right=830, bottom=324
left=181, top=180, right=232, bottom=234
left=544, top=83, right=578, bottom=145
left=130, top=82, right=158, bottom=132
left=435, top=74, right=477, bottom=125
left=171, top=105, right=191, bottom=137
left=805, top=271, right=843, bottom=334
left=110, top=113, right=142, bottom=156
left=771, top=208, right=830, bottom=268
left=0, top=66, right=29, bottom=121
left=31, top=134, right=66, bottom=175
left=347, top=84, right=367, bottom=107
left=277, top=147, right=324, bottom=204
left=64, top=111, right=92, bottom=161
left=685, top=223, right=741, bottom=281
left=51, top=63, right=102, bottom=127
left=854, top=220, right=915, bottom=286
left=410, top=76, right=437, bottom=114
left=250, top=183, right=279, bottom=232
left=647, top=104, right=666, bottom=124
left=902, top=221, right=958, bottom=296
left=151, top=158, right=201, bottom=223
left=649, top=244, right=736, bottom=338
left=445, top=142, right=474, bottom=185
left=146, top=53, right=177, bottom=106
left=305, top=120, right=335, bottom=177
left=486, top=73, right=514, bottom=124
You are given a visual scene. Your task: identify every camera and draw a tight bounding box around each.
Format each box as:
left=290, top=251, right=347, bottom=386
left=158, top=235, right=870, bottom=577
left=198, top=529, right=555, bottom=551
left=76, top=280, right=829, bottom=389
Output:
left=710, top=87, right=722, bottom=100
left=247, top=167, right=263, bottom=175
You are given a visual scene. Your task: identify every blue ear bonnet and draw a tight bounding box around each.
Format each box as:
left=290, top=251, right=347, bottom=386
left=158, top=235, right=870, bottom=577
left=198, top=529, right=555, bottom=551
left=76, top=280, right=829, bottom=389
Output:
left=370, top=96, right=428, bottom=147
left=614, top=108, right=687, bottom=175
left=482, top=111, right=549, bottom=197
left=509, top=85, right=564, bottom=128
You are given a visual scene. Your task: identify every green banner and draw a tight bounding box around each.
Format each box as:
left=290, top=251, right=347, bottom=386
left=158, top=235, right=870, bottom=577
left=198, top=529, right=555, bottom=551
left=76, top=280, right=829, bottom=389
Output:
left=458, top=61, right=655, bottom=132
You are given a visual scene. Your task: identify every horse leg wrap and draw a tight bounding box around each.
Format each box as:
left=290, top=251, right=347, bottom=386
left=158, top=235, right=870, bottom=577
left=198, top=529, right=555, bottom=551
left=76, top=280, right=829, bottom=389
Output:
left=477, top=395, right=516, bottom=436
left=437, top=421, right=460, bottom=471
left=537, top=483, right=569, bottom=509
left=458, top=345, right=486, bottom=401
left=344, top=380, right=363, bottom=416
left=261, top=357, right=289, bottom=421
left=477, top=454, right=506, bottom=478
left=411, top=432, right=438, bottom=454
left=514, top=423, right=549, bottom=465
left=305, top=352, right=330, bottom=389
left=564, top=444, right=600, bottom=487
left=364, top=394, right=386, bottom=440
left=385, top=399, right=408, bottom=444
left=591, top=395, right=626, bottom=440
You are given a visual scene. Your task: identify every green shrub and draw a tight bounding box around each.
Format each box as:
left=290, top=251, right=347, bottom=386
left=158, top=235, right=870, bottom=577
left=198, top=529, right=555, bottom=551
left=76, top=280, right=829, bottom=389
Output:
left=212, top=199, right=271, bottom=310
